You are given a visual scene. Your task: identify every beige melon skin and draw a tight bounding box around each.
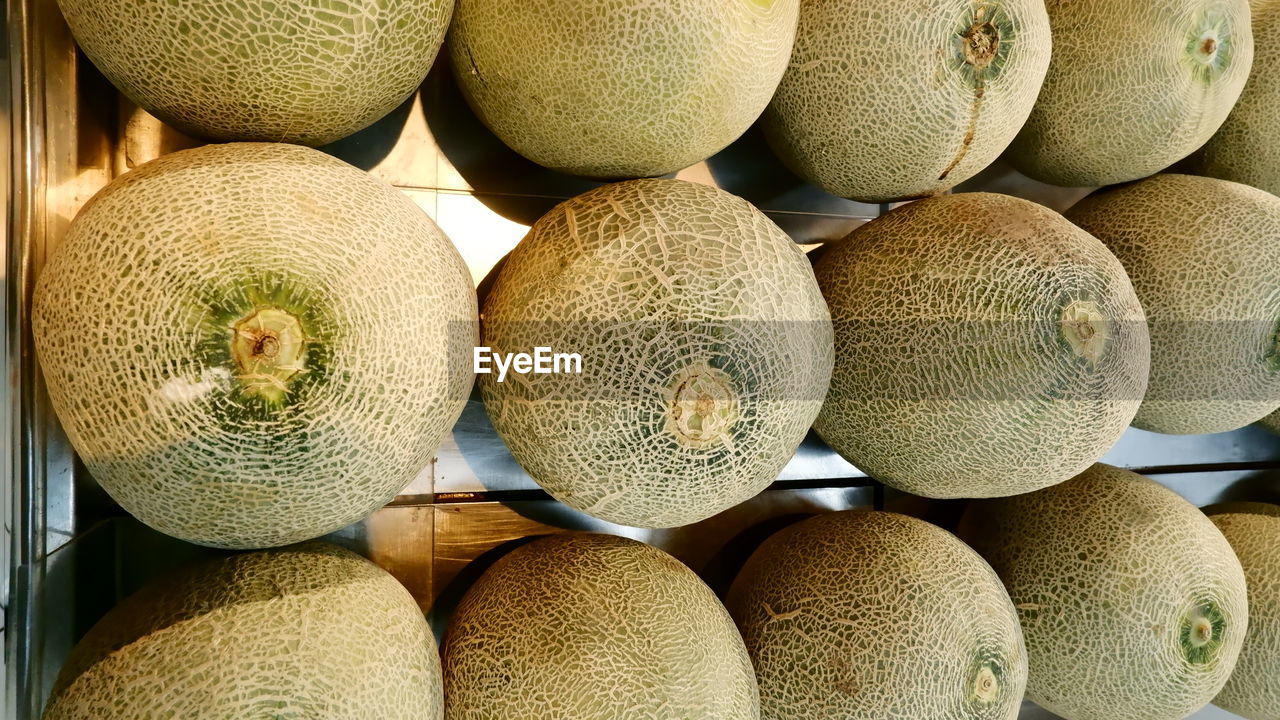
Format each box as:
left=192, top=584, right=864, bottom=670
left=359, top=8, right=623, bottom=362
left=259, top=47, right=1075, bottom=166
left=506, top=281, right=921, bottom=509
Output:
left=1008, top=0, right=1252, bottom=187
left=1188, top=0, right=1280, bottom=196
left=1065, top=174, right=1280, bottom=435
left=961, top=464, right=1249, bottom=720
left=442, top=533, right=760, bottom=720
left=813, top=192, right=1149, bottom=499
left=57, top=0, right=452, bottom=146
left=448, top=0, right=798, bottom=178
left=44, top=543, right=443, bottom=720
left=1209, top=507, right=1280, bottom=720
left=33, top=143, right=478, bottom=549
left=1264, top=410, right=1280, bottom=434
left=764, top=0, right=1051, bottom=203
left=727, top=510, right=1027, bottom=720
left=480, top=179, right=833, bottom=528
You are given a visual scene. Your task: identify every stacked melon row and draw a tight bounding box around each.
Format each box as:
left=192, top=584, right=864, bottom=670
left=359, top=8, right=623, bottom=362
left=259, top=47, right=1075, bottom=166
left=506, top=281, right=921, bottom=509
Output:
left=31, top=0, right=1280, bottom=718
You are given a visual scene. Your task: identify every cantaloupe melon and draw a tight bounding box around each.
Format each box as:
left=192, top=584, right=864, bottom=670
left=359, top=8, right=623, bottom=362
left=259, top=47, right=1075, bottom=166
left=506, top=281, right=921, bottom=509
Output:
left=1065, top=174, right=1280, bottom=434
left=1208, top=506, right=1280, bottom=720
left=57, top=0, right=452, bottom=146
left=33, top=143, right=477, bottom=549
left=44, top=543, right=442, bottom=719
left=960, top=464, right=1248, bottom=720
left=1008, top=0, right=1252, bottom=187
left=727, top=510, right=1027, bottom=720
left=1264, top=409, right=1280, bottom=434
left=813, top=192, right=1149, bottom=499
left=763, top=0, right=1051, bottom=203
left=1187, top=0, right=1280, bottom=195
left=447, top=0, right=799, bottom=178
left=480, top=179, right=833, bottom=528
left=442, top=533, right=759, bottom=719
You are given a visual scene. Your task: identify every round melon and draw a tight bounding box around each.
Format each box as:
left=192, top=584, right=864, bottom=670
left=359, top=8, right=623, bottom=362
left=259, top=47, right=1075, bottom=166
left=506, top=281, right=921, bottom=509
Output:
left=480, top=179, right=833, bottom=528
left=1208, top=506, right=1280, bottom=720
left=442, top=533, right=759, bottom=719
left=1007, top=0, right=1252, bottom=187
left=726, top=510, right=1027, bottom=720
left=1065, top=173, right=1280, bottom=434
left=33, top=143, right=477, bottom=549
left=813, top=192, right=1149, bottom=499
left=44, top=543, right=442, bottom=719
left=56, top=0, right=451, bottom=146
left=1187, top=0, right=1280, bottom=195
left=960, top=464, right=1249, bottom=720
left=763, top=0, right=1051, bottom=203
left=447, top=0, right=799, bottom=178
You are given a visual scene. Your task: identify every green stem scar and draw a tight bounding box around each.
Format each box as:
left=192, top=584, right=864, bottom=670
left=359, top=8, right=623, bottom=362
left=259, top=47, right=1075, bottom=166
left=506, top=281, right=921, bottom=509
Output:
left=230, top=306, right=310, bottom=403
left=1061, top=300, right=1110, bottom=363
left=1180, top=601, right=1227, bottom=665
left=666, top=364, right=739, bottom=449
left=972, top=665, right=1000, bottom=703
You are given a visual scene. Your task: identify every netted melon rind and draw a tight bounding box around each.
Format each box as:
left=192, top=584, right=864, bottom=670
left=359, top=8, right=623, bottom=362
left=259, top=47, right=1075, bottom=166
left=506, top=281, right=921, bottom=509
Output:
left=1210, top=510, right=1280, bottom=720
left=764, top=0, right=1051, bottom=202
left=442, top=533, right=760, bottom=720
left=961, top=464, right=1249, bottom=720
left=33, top=143, right=478, bottom=549
left=814, top=192, right=1149, bottom=499
left=44, top=543, right=443, bottom=720
left=1008, top=0, right=1253, bottom=187
left=1065, top=173, right=1280, bottom=435
left=480, top=178, right=833, bottom=528
left=56, top=0, right=452, bottom=145
left=1262, top=409, right=1280, bottom=435
left=727, top=510, right=1027, bottom=720
left=447, top=0, right=799, bottom=178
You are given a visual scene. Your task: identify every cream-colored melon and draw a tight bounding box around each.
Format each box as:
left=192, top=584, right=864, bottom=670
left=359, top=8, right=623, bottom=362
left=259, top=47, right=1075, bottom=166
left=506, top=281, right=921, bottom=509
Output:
left=57, top=0, right=452, bottom=145
left=33, top=143, right=477, bottom=549
left=447, top=0, right=798, bottom=178
left=1188, top=0, right=1280, bottom=195
left=1208, top=506, right=1280, bottom=720
left=813, top=192, right=1149, bottom=499
left=1065, top=173, right=1280, bottom=434
left=442, top=533, right=759, bottom=720
left=961, top=464, right=1249, bottom=720
left=480, top=179, right=833, bottom=528
left=44, top=543, right=442, bottom=719
left=727, top=510, right=1027, bottom=720
left=1008, top=0, right=1252, bottom=187
left=764, top=0, right=1051, bottom=202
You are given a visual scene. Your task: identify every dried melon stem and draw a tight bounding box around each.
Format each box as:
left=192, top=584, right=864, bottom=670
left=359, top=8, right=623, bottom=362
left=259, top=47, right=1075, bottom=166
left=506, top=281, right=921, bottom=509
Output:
left=666, top=364, right=738, bottom=449
left=963, top=20, right=1001, bottom=70
left=230, top=306, right=309, bottom=403
left=1061, top=300, right=1110, bottom=363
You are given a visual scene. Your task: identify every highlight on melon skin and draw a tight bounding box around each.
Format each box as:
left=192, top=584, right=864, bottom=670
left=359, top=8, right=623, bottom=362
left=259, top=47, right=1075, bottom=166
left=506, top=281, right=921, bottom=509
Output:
left=812, top=192, right=1150, bottom=500
left=442, top=533, right=760, bottom=720
left=1207, top=504, right=1280, bottom=720
left=447, top=0, right=800, bottom=179
left=1007, top=0, right=1253, bottom=187
left=1186, top=0, right=1280, bottom=197
left=726, top=510, right=1027, bottom=720
left=959, top=464, right=1249, bottom=720
left=1065, top=173, right=1280, bottom=435
left=55, top=0, right=454, bottom=146
left=763, top=0, right=1051, bottom=203
left=42, top=543, right=444, bottom=720
left=32, top=142, right=478, bottom=550
left=479, top=178, right=833, bottom=529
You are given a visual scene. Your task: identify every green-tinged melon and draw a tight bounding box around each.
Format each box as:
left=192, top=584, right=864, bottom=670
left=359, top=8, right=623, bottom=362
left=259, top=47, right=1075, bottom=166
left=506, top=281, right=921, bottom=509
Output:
left=813, top=192, right=1148, bottom=499
left=33, top=143, right=477, bottom=549
left=447, top=0, right=799, bottom=178
left=480, top=179, right=833, bottom=528
left=1187, top=0, right=1280, bottom=195
left=1208, top=506, right=1280, bottom=720
left=442, top=533, right=760, bottom=720
left=1008, top=0, right=1252, bottom=187
left=1065, top=174, right=1280, bottom=434
left=727, top=510, right=1027, bottom=720
left=1263, top=409, right=1280, bottom=434
left=44, top=543, right=442, bottom=719
left=763, top=0, right=1051, bottom=203
left=57, top=0, right=451, bottom=146
left=960, top=464, right=1248, bottom=720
